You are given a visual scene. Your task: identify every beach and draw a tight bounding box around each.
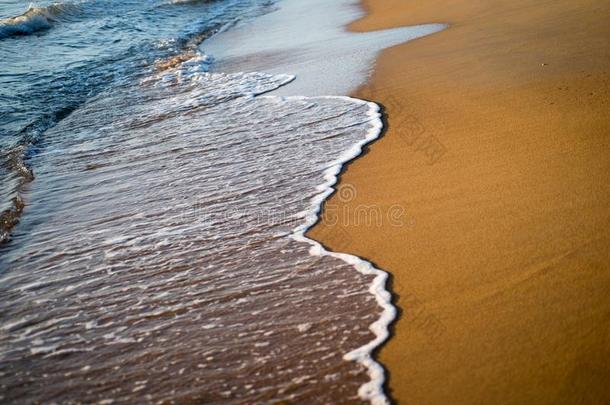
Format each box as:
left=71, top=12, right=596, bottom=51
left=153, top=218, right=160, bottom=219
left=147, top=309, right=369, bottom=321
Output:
left=310, top=0, right=610, bottom=402
left=1, top=0, right=608, bottom=402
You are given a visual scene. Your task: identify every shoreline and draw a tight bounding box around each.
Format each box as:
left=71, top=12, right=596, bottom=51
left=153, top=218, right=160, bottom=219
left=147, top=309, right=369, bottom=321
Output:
left=310, top=0, right=610, bottom=403
left=287, top=96, right=394, bottom=403
left=201, top=2, right=449, bottom=400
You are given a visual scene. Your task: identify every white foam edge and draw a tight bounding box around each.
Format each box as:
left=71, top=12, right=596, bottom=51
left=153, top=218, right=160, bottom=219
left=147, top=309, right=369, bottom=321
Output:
left=257, top=92, right=393, bottom=405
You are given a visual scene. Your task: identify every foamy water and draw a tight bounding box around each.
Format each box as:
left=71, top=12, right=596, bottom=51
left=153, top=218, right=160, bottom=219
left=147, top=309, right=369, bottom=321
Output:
left=0, top=43, right=395, bottom=401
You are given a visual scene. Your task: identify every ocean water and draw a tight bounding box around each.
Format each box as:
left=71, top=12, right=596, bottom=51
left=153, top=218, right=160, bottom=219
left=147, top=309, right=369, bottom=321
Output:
left=0, top=0, right=278, bottom=233
left=0, top=0, right=393, bottom=403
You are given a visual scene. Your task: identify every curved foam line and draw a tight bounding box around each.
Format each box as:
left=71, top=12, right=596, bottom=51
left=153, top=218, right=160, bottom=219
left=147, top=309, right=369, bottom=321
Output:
left=260, top=94, right=393, bottom=404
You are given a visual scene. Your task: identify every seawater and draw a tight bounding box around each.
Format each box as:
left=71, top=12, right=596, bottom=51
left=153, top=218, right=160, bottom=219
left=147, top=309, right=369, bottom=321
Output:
left=0, top=0, right=394, bottom=403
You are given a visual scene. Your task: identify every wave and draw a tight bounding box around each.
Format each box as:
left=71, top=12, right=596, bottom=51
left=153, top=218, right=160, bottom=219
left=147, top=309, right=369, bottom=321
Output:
left=0, top=59, right=396, bottom=402
left=0, top=2, right=81, bottom=39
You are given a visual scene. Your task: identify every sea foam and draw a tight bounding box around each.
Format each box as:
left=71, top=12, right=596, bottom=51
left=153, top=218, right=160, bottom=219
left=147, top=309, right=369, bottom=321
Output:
left=288, top=96, right=394, bottom=404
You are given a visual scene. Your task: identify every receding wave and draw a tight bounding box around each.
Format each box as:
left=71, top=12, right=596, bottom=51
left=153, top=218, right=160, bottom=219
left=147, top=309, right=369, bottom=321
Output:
left=0, top=52, right=394, bottom=403
left=0, top=2, right=81, bottom=39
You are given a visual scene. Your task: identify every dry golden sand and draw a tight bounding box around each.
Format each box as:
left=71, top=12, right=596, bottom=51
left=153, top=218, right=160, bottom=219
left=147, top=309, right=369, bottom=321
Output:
left=308, top=0, right=610, bottom=403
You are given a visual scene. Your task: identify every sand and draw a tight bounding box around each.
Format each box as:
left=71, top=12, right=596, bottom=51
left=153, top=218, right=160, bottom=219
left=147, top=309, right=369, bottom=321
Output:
left=308, top=0, right=610, bottom=403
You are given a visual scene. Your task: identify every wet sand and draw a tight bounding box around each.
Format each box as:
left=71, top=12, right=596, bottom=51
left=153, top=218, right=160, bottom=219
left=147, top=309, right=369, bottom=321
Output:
left=309, top=0, right=610, bottom=403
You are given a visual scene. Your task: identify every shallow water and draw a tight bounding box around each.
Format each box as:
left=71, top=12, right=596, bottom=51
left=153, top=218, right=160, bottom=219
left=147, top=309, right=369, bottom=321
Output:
left=0, top=1, right=395, bottom=402
left=0, top=0, right=276, bottom=236
left=0, top=61, right=387, bottom=403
